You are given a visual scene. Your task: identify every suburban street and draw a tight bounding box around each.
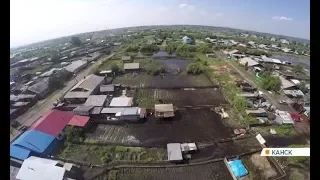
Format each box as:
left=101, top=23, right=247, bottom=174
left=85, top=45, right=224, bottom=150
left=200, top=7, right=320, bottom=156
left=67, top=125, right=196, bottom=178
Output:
left=10, top=53, right=115, bottom=142
left=218, top=54, right=310, bottom=138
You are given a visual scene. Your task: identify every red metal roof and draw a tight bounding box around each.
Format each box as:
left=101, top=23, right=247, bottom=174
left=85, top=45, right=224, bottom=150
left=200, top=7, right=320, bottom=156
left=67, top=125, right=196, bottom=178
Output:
left=30, top=110, right=74, bottom=136
left=68, top=115, right=90, bottom=127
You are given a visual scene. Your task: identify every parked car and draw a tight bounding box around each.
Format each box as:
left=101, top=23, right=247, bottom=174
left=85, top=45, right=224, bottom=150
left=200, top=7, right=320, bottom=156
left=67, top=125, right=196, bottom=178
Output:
left=279, top=100, right=288, bottom=105
left=290, top=113, right=302, bottom=122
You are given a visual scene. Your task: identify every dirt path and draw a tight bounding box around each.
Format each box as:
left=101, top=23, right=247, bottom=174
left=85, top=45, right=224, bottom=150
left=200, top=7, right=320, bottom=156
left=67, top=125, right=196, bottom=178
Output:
left=217, top=52, right=310, bottom=139
left=10, top=53, right=115, bottom=142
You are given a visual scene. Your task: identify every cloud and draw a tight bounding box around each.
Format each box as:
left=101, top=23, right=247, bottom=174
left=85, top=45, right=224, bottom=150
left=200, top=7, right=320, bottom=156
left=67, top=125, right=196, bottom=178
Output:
left=216, top=13, right=223, bottom=17
left=179, top=4, right=187, bottom=8
left=179, top=3, right=196, bottom=11
left=272, top=16, right=293, bottom=21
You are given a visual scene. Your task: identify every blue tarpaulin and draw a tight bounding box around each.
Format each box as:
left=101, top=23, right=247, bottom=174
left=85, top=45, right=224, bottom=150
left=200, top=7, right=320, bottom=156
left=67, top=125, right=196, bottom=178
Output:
left=228, top=159, right=248, bottom=178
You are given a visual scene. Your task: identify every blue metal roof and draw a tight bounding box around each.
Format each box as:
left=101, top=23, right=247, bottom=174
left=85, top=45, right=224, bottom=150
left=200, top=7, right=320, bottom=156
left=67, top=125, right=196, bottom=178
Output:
left=10, top=145, right=31, bottom=160
left=11, top=130, right=56, bottom=154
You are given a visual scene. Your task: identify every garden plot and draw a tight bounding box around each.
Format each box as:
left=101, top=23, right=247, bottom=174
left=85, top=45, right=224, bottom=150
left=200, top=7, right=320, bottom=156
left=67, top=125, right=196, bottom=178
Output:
left=113, top=74, right=215, bottom=88
left=86, top=109, right=234, bottom=147
left=155, top=58, right=189, bottom=74
left=115, top=161, right=233, bottom=180
left=136, top=88, right=227, bottom=108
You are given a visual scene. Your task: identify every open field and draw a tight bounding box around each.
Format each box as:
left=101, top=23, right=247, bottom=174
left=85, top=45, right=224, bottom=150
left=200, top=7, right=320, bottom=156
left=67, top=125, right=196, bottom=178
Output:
left=114, top=161, right=233, bottom=180
left=86, top=109, right=234, bottom=146
left=113, top=74, right=215, bottom=88
left=135, top=88, right=227, bottom=108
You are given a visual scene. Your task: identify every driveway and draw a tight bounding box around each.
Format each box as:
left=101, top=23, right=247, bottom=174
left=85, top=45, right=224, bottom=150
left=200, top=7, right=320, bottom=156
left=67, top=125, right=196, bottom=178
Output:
left=10, top=53, right=115, bottom=142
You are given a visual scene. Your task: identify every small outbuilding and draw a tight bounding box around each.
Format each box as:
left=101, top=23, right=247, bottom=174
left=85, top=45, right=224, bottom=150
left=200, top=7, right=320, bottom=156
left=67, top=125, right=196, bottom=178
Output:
left=167, top=143, right=183, bottom=162
left=84, top=95, right=107, bottom=107
left=124, top=63, right=140, bottom=72
left=100, top=84, right=115, bottom=94
left=122, top=56, right=132, bottom=62
left=154, top=104, right=174, bottom=118
left=246, top=108, right=267, bottom=117
left=73, top=105, right=94, bottom=116
left=109, top=96, right=133, bottom=107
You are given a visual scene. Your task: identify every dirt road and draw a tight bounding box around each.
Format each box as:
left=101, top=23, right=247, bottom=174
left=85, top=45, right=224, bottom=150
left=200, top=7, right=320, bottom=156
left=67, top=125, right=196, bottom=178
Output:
left=10, top=53, right=115, bottom=142
left=217, top=53, right=310, bottom=137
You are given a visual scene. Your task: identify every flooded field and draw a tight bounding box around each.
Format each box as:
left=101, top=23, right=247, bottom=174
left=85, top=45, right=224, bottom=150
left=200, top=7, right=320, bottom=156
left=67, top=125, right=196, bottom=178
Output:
left=86, top=109, right=234, bottom=147
left=155, top=58, right=189, bottom=73
left=264, top=135, right=307, bottom=147
left=113, top=74, right=215, bottom=88
left=271, top=55, right=310, bottom=69
left=135, top=88, right=227, bottom=108
left=115, top=161, right=233, bottom=180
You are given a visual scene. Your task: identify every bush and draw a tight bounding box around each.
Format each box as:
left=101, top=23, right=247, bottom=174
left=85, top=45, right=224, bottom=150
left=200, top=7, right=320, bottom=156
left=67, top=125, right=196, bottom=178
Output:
left=65, top=127, right=84, bottom=143
left=197, top=43, right=212, bottom=53
left=261, top=74, right=281, bottom=92
left=140, top=44, right=160, bottom=53
left=146, top=62, right=165, bottom=75
left=186, top=63, right=203, bottom=74
left=110, top=62, right=120, bottom=73
left=125, top=44, right=139, bottom=52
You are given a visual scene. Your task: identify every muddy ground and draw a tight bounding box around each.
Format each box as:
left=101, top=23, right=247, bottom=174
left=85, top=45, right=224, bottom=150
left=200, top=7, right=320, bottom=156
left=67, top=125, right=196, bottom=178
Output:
left=86, top=109, right=234, bottom=147
left=135, top=88, right=227, bottom=108
left=113, top=74, right=215, bottom=88
left=114, top=161, right=233, bottom=180
left=155, top=58, right=189, bottom=74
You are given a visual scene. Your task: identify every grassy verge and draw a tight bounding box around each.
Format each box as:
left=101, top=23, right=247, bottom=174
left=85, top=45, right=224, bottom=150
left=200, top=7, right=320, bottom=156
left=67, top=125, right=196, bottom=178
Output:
left=58, top=143, right=167, bottom=165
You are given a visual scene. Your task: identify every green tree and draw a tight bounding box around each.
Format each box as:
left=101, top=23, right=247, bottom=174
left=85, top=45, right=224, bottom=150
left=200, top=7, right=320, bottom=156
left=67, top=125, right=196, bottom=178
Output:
left=70, top=36, right=82, bottom=46
left=197, top=43, right=212, bottom=53
left=111, top=62, right=120, bottom=74
left=51, top=52, right=60, bottom=63
left=186, top=63, right=203, bottom=75
left=293, top=63, right=304, bottom=72
left=261, top=74, right=281, bottom=92
left=65, top=126, right=84, bottom=143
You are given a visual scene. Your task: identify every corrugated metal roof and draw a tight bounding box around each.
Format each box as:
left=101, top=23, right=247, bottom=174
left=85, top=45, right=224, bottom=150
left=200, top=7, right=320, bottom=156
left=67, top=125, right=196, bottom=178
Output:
left=239, top=57, right=259, bottom=67
left=30, top=110, right=74, bottom=137
left=64, top=60, right=87, bottom=73
left=100, top=84, right=115, bottom=92
left=12, top=101, right=30, bottom=107
left=84, top=95, right=107, bottom=107
left=28, top=79, right=49, bottom=95
left=155, top=104, right=174, bottom=112
left=91, top=106, right=103, bottom=115
left=64, top=91, right=91, bottom=99
left=121, top=107, right=139, bottom=115
left=11, top=130, right=56, bottom=160
left=16, top=156, right=65, bottom=180
left=101, top=108, right=125, bottom=114
left=70, top=74, right=104, bottom=92
left=73, top=105, right=94, bottom=113
left=68, top=115, right=90, bottom=127
left=109, top=96, right=133, bottom=107
left=279, top=76, right=296, bottom=89
left=10, top=145, right=31, bottom=160
left=122, top=56, right=131, bottom=61
left=124, top=63, right=139, bottom=70
left=167, top=143, right=183, bottom=161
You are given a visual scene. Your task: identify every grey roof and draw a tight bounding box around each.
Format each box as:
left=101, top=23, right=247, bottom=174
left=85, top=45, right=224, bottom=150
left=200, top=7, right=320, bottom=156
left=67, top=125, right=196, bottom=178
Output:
left=279, top=76, right=296, bottom=89
left=84, top=95, right=107, bottom=106
left=167, top=143, right=183, bottom=161
left=64, top=91, right=91, bottom=99
left=27, top=79, right=49, bottom=95
left=121, top=107, right=139, bottom=115
left=101, top=108, right=125, bottom=114
left=73, top=105, right=94, bottom=113
left=122, top=56, right=131, bottom=61
left=90, top=106, right=103, bottom=115
left=10, top=109, right=17, bottom=114
left=239, top=57, right=260, bottom=67
left=109, top=96, right=133, bottom=107
left=246, top=108, right=266, bottom=115
left=100, top=84, right=115, bottom=92
left=155, top=104, right=174, bottom=112
left=124, top=63, right=139, bottom=70
left=71, top=74, right=105, bottom=92
left=12, top=101, right=30, bottom=107
left=10, top=94, right=36, bottom=102
left=64, top=60, right=87, bottom=73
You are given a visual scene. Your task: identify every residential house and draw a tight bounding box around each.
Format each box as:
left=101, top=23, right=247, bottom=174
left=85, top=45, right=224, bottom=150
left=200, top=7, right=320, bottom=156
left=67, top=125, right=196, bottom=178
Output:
left=64, top=74, right=105, bottom=103
left=73, top=105, right=94, bottom=116
left=275, top=111, right=294, bottom=124
left=64, top=60, right=87, bottom=74
left=279, top=76, right=297, bottom=90
left=182, top=36, right=192, bottom=44
left=270, top=37, right=276, bottom=41
left=115, top=107, right=146, bottom=121
left=154, top=104, right=175, bottom=118
left=27, top=78, right=50, bottom=99
left=280, top=39, right=290, bottom=44
left=84, top=95, right=107, bottom=107
left=282, top=48, right=291, bottom=53
left=239, top=57, right=261, bottom=71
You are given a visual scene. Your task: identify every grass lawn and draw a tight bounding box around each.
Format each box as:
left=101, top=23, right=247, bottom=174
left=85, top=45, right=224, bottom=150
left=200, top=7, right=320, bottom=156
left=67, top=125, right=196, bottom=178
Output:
left=22, top=64, right=52, bottom=75
left=58, top=143, right=167, bottom=165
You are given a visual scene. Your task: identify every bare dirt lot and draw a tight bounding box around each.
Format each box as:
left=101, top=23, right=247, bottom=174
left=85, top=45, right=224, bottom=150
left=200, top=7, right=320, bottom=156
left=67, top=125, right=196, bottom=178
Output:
left=113, top=74, right=215, bottom=88
left=86, top=109, right=234, bottom=147
left=135, top=88, right=227, bottom=108
left=115, top=161, right=233, bottom=180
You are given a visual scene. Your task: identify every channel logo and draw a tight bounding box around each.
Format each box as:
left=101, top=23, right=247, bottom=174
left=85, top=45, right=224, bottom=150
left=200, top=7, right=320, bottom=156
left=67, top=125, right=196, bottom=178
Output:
left=261, top=148, right=310, bottom=156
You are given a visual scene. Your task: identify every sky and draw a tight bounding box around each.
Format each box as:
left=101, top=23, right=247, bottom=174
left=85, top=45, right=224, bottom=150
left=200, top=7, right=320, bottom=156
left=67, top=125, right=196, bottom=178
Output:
left=10, top=0, right=310, bottom=48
